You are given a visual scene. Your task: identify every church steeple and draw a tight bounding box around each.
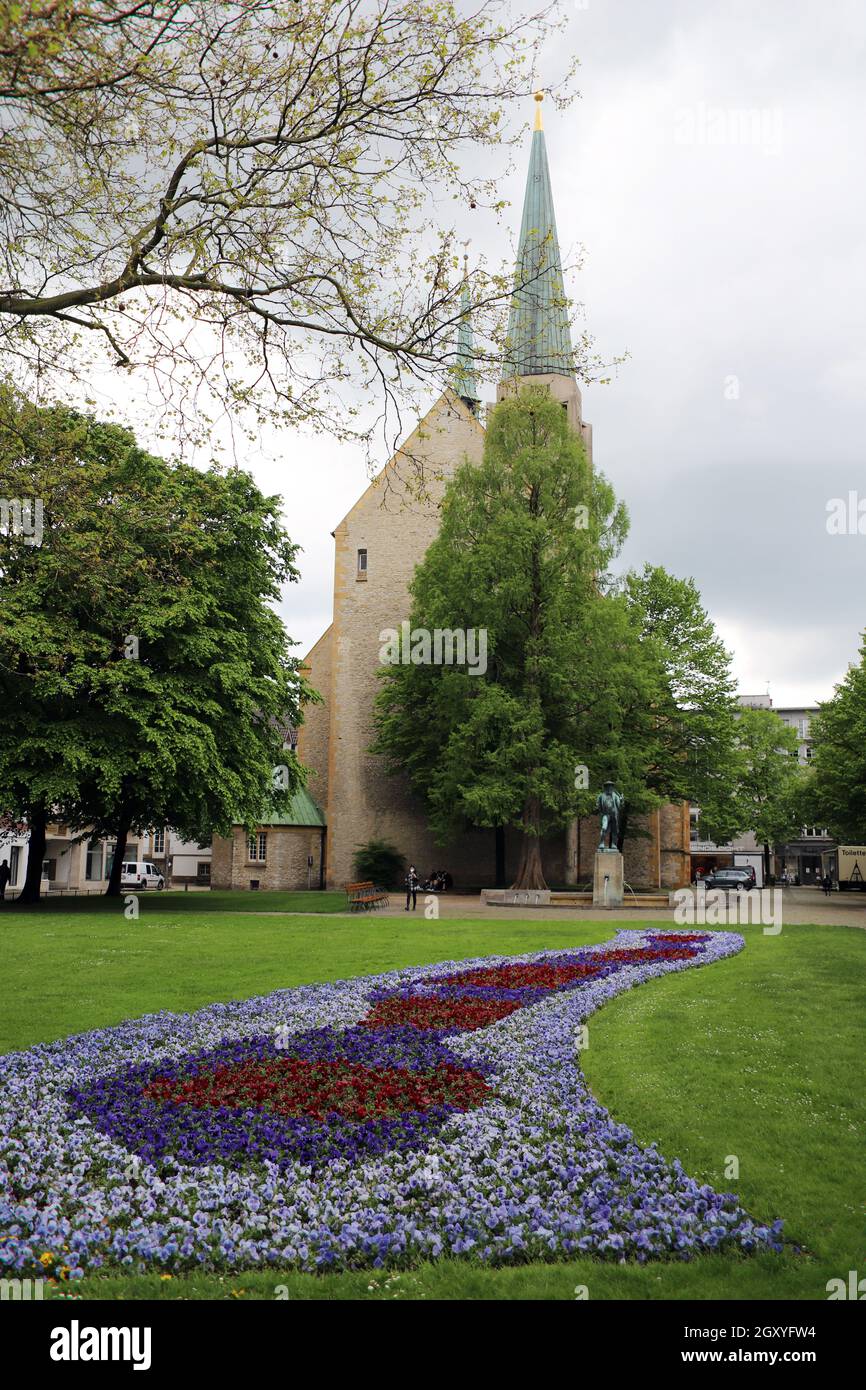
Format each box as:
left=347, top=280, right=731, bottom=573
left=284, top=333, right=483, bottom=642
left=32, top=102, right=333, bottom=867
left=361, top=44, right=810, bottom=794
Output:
left=503, top=92, right=574, bottom=380
left=499, top=94, right=590, bottom=455
left=453, top=253, right=479, bottom=413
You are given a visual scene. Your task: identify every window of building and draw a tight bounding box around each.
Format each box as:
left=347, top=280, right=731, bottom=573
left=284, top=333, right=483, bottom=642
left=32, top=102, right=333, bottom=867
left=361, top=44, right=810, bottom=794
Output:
left=356, top=548, right=367, bottom=580
left=247, top=832, right=267, bottom=862
left=197, top=862, right=211, bottom=881
left=9, top=847, right=19, bottom=885
left=85, top=844, right=103, bottom=880
left=153, top=827, right=165, bottom=855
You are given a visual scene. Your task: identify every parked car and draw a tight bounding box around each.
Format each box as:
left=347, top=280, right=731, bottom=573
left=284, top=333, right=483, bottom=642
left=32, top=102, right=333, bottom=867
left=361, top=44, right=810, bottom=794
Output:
left=733, top=864, right=757, bottom=888
left=120, top=861, right=165, bottom=891
left=701, top=867, right=755, bottom=893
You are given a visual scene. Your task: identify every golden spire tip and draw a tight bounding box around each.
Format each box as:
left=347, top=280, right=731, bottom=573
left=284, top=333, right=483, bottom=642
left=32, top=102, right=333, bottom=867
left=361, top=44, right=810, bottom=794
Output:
left=534, top=90, right=544, bottom=131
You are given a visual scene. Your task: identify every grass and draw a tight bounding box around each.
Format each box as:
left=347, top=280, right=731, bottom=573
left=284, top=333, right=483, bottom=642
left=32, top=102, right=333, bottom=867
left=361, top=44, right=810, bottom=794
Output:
left=1, top=899, right=863, bottom=1300
left=4, top=888, right=345, bottom=916
left=0, top=909, right=608, bottom=1050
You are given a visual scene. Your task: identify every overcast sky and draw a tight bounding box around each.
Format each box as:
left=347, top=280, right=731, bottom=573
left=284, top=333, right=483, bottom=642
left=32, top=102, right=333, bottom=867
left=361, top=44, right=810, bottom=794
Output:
left=90, top=0, right=866, bottom=710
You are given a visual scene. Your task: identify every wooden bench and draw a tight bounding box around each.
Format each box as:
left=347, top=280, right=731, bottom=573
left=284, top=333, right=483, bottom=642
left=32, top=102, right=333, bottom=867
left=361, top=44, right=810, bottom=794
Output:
left=344, top=880, right=390, bottom=912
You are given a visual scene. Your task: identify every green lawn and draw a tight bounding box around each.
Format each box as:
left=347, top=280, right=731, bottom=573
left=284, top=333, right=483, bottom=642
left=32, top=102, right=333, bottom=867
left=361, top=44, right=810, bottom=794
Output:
left=1, top=901, right=863, bottom=1300
left=4, top=888, right=345, bottom=916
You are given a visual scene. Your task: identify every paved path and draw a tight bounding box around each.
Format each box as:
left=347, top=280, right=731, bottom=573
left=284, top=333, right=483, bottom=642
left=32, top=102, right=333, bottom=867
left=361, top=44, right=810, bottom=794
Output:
left=142, top=887, right=866, bottom=929
left=382, top=887, right=866, bottom=928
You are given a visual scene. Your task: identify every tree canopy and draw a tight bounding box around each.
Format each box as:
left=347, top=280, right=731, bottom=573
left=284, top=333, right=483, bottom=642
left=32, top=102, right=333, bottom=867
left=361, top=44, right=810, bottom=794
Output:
left=625, top=564, right=740, bottom=844
left=0, top=386, right=310, bottom=899
left=0, top=0, right=580, bottom=454
left=728, top=707, right=802, bottom=880
left=808, top=646, right=866, bottom=841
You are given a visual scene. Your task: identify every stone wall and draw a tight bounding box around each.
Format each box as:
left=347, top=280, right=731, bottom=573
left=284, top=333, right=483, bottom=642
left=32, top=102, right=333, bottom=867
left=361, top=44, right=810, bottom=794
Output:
left=320, top=391, right=492, bottom=888
left=297, top=626, right=333, bottom=814
left=574, top=809, right=690, bottom=891
left=210, top=826, right=325, bottom=891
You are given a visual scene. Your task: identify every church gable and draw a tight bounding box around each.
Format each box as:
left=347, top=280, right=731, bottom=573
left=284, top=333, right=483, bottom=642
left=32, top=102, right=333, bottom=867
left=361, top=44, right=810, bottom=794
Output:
left=332, top=388, right=484, bottom=537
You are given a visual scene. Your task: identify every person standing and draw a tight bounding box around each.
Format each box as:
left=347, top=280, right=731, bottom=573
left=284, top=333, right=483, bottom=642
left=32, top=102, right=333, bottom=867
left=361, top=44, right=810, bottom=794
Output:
left=822, top=872, right=833, bottom=897
left=405, top=864, right=419, bottom=912
left=0, top=859, right=10, bottom=903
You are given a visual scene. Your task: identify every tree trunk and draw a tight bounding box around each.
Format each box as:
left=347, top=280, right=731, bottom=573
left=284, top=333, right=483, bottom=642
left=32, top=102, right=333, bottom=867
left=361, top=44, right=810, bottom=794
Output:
left=494, top=825, right=506, bottom=888
left=763, top=840, right=772, bottom=885
left=105, top=811, right=132, bottom=897
left=511, top=796, right=548, bottom=890
left=19, top=806, right=47, bottom=904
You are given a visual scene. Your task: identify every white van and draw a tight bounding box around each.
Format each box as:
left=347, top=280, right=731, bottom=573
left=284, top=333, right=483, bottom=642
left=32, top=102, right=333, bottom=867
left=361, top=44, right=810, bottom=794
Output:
left=120, top=861, right=165, bottom=891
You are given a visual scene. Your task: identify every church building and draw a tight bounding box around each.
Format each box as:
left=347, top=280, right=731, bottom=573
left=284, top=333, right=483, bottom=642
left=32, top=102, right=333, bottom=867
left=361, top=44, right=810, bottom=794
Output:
left=299, top=97, right=691, bottom=893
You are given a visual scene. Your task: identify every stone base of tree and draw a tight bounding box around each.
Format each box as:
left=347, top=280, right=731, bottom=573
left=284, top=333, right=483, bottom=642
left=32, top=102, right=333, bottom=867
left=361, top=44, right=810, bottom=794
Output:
left=481, top=888, right=552, bottom=907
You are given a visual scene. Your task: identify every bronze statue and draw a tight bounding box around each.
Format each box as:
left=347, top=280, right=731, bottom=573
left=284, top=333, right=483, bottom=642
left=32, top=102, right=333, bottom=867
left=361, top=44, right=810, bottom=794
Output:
left=596, top=781, right=624, bottom=852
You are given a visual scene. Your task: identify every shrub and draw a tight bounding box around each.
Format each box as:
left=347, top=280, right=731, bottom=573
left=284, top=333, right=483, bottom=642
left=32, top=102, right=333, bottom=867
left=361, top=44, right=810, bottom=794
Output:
left=352, top=839, right=406, bottom=890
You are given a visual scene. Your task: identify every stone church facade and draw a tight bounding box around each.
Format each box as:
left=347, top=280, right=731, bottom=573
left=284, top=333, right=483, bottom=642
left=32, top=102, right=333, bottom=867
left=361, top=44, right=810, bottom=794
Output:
left=299, top=98, right=690, bottom=893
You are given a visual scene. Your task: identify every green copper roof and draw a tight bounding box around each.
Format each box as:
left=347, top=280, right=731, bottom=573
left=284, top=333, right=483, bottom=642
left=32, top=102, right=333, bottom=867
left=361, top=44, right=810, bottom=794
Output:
left=452, top=274, right=478, bottom=405
left=504, top=128, right=574, bottom=378
left=265, top=787, right=326, bottom=828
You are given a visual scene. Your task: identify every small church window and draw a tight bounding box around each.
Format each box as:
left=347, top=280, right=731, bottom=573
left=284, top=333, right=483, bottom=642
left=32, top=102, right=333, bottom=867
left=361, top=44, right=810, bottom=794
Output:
left=357, top=548, right=368, bottom=581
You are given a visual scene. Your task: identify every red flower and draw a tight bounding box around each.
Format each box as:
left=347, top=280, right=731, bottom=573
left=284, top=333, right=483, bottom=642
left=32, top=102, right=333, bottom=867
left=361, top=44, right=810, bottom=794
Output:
left=438, top=962, right=604, bottom=992
left=360, top=996, right=521, bottom=1033
left=143, top=1057, right=490, bottom=1119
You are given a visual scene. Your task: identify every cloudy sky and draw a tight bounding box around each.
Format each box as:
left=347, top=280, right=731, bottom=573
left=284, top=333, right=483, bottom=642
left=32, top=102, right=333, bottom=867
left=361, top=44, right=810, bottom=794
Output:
left=91, top=0, right=866, bottom=709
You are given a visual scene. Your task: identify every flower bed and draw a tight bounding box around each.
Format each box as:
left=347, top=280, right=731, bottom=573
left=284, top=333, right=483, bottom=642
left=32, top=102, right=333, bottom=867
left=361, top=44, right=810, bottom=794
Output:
left=0, top=929, right=783, bottom=1279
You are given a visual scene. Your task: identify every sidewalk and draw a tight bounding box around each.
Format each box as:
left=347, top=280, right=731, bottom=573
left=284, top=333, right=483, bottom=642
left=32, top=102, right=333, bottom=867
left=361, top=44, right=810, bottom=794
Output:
left=387, top=886, right=866, bottom=927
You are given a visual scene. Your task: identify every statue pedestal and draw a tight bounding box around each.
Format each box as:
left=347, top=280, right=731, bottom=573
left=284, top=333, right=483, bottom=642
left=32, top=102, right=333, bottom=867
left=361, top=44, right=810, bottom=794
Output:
left=593, top=849, right=624, bottom=908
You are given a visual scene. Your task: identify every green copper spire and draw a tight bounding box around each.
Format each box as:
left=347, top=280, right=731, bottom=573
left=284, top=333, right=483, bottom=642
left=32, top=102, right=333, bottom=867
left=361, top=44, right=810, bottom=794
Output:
left=504, top=94, right=574, bottom=378
left=453, top=256, right=478, bottom=410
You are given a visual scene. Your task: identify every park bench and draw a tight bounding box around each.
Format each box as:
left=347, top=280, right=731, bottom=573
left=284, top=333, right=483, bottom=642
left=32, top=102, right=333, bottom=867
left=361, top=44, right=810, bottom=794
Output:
left=344, top=880, right=390, bottom=912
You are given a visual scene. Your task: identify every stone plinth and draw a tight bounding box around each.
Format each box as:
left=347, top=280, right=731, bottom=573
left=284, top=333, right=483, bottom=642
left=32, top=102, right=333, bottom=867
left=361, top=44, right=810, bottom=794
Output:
left=593, top=850, right=624, bottom=908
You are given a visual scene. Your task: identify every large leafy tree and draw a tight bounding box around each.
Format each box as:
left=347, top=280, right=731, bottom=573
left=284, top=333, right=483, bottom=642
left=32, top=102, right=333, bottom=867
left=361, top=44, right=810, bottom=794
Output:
left=0, top=388, right=309, bottom=901
left=808, top=645, right=866, bottom=841
left=626, top=564, right=741, bottom=845
left=0, top=0, right=580, bottom=452
left=731, top=707, right=802, bottom=882
left=373, top=393, right=744, bottom=891
left=373, top=387, right=649, bottom=890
